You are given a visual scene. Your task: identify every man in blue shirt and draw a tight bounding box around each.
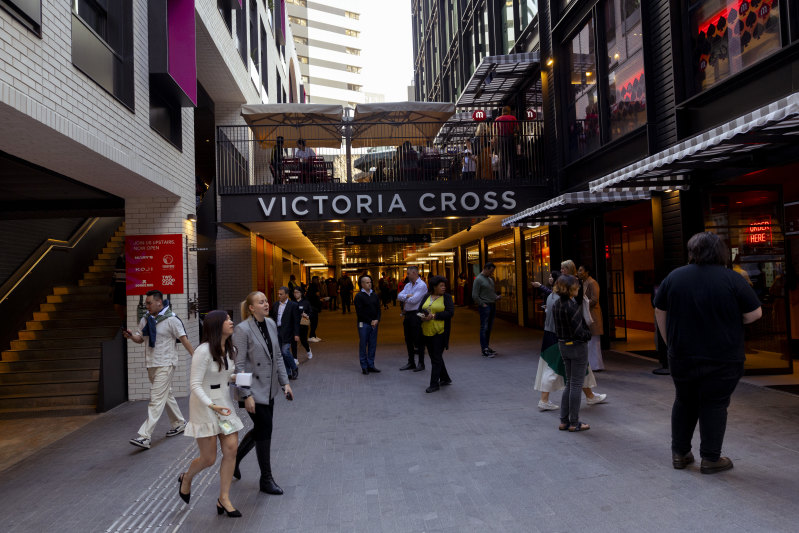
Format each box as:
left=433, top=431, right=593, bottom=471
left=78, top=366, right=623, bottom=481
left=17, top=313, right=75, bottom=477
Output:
left=397, top=266, right=429, bottom=371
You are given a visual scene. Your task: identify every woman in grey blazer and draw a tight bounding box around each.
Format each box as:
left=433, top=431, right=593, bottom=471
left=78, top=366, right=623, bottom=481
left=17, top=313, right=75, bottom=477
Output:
left=232, top=291, right=293, bottom=495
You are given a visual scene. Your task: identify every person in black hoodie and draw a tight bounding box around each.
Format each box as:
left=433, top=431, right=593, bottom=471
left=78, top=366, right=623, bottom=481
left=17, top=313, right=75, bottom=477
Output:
left=306, top=276, right=323, bottom=341
left=418, top=276, right=455, bottom=393
left=291, top=286, right=313, bottom=362
left=353, top=275, right=381, bottom=374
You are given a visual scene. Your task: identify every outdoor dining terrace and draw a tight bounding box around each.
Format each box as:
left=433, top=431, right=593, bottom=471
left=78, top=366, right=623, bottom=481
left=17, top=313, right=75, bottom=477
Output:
left=215, top=103, right=551, bottom=195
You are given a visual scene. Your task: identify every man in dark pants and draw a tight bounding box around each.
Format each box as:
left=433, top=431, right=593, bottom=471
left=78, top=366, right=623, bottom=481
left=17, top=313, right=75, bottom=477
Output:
left=472, top=262, right=499, bottom=357
left=353, top=275, right=381, bottom=374
left=339, top=274, right=354, bottom=314
left=269, top=287, right=301, bottom=380
left=654, top=232, right=761, bottom=474
left=396, top=266, right=429, bottom=371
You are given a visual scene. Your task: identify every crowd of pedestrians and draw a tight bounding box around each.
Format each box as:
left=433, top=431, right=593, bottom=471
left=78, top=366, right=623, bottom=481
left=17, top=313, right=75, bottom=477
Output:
left=121, top=231, right=761, bottom=519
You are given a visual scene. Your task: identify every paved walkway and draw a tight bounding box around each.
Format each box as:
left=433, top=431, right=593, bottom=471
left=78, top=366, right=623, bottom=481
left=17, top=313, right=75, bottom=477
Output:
left=3, top=305, right=799, bottom=532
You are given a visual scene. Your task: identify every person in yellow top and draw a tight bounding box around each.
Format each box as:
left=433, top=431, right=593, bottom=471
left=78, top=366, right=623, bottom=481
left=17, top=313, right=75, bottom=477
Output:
left=420, top=276, right=455, bottom=393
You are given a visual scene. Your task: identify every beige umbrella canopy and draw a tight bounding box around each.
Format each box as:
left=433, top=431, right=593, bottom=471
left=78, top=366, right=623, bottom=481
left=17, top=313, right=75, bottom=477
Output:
left=241, top=103, right=344, bottom=148
left=349, top=102, right=456, bottom=148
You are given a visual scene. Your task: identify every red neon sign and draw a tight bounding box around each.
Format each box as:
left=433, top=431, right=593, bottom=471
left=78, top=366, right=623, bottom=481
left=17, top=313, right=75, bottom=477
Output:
left=747, top=217, right=772, bottom=246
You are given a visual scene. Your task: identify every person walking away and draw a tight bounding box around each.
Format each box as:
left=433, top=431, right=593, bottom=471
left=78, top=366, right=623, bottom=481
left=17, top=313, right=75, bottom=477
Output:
left=269, top=287, right=300, bottom=380
left=378, top=272, right=391, bottom=310
left=327, top=277, right=339, bottom=311
left=307, top=276, right=323, bottom=341
left=288, top=274, right=298, bottom=295
left=178, top=311, right=243, bottom=517
left=232, top=292, right=293, bottom=494
left=389, top=275, right=398, bottom=306
left=354, top=275, right=381, bottom=374
left=397, top=266, right=429, bottom=371
left=123, top=290, right=192, bottom=449
left=552, top=275, right=592, bottom=432
left=472, top=262, right=500, bottom=357
left=577, top=264, right=605, bottom=371
left=494, top=106, right=519, bottom=180
left=339, top=274, right=354, bottom=314
left=419, top=276, right=455, bottom=393
left=654, top=232, right=761, bottom=474
left=292, top=286, right=313, bottom=361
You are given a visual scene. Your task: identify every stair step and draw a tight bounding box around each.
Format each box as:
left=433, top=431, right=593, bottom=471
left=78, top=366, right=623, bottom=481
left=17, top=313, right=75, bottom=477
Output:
left=92, top=258, right=116, bottom=267
left=39, top=301, right=114, bottom=312
left=102, top=246, right=122, bottom=254
left=47, top=293, right=110, bottom=303
left=17, top=327, right=118, bottom=340
left=78, top=279, right=110, bottom=287
left=11, top=337, right=107, bottom=350
left=0, top=381, right=98, bottom=397
left=26, top=318, right=121, bottom=330
left=97, top=253, right=117, bottom=260
left=1, top=347, right=102, bottom=361
left=53, top=285, right=111, bottom=295
left=0, top=405, right=97, bottom=419
left=0, top=357, right=101, bottom=372
left=0, top=369, right=100, bottom=385
left=0, top=394, right=97, bottom=410
left=83, top=271, right=112, bottom=280
left=88, top=265, right=114, bottom=274
left=33, top=309, right=115, bottom=320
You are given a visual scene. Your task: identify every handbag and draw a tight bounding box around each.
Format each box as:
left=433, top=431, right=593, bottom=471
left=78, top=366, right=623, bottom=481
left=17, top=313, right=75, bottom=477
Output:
left=216, top=412, right=237, bottom=435
left=582, top=296, right=594, bottom=326
left=300, top=314, right=310, bottom=326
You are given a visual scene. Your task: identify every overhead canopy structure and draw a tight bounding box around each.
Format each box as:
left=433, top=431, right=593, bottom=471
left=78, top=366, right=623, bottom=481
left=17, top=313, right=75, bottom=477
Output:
left=349, top=101, right=455, bottom=148
left=501, top=189, right=679, bottom=226
left=241, top=103, right=344, bottom=148
left=456, top=52, right=540, bottom=109
left=435, top=111, right=478, bottom=145
left=589, top=91, right=799, bottom=192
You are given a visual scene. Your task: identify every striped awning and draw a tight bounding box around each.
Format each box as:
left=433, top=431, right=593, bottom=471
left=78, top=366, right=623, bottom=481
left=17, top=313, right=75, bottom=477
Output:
left=457, top=52, right=540, bottom=109
left=590, top=91, right=799, bottom=192
left=502, top=189, right=667, bottom=226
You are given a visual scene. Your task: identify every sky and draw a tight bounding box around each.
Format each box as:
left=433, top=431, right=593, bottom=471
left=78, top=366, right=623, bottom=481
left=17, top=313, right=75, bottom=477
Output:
left=359, top=0, right=414, bottom=101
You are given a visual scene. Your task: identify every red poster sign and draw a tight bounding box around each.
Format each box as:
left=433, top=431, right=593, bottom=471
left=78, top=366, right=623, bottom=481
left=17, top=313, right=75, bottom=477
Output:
left=747, top=217, right=772, bottom=246
left=472, top=109, right=486, bottom=121
left=526, top=108, right=537, bottom=120
left=125, top=234, right=184, bottom=295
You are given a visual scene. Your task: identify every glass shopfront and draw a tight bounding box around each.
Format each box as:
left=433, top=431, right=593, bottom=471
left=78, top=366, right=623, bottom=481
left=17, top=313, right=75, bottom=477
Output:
left=705, top=188, right=792, bottom=373
left=605, top=0, right=646, bottom=140
left=487, top=235, right=517, bottom=317
left=688, top=0, right=782, bottom=95
left=524, top=227, right=551, bottom=328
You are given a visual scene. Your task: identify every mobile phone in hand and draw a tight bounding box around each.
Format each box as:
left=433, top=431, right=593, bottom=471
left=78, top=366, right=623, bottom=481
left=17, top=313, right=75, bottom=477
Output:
left=285, top=389, right=294, bottom=401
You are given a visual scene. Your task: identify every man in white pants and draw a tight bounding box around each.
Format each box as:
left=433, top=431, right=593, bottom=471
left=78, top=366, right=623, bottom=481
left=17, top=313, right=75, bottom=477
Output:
left=123, top=290, right=194, bottom=449
left=578, top=264, right=605, bottom=371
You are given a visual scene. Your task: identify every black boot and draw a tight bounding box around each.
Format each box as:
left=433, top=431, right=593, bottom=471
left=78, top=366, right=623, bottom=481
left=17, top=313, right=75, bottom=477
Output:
left=255, top=439, right=283, bottom=495
left=234, top=429, right=255, bottom=480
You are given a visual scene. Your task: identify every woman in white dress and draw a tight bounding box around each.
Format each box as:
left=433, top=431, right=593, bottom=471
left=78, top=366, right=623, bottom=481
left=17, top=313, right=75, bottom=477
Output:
left=178, top=310, right=244, bottom=517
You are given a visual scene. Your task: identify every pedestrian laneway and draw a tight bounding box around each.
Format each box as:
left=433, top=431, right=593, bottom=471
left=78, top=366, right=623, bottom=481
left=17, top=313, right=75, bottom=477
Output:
left=3, top=306, right=799, bottom=532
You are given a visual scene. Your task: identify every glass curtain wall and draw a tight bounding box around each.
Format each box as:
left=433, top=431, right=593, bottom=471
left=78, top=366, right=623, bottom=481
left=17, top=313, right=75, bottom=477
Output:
left=524, top=228, right=551, bottom=328
left=605, top=0, right=646, bottom=140
left=567, top=20, right=600, bottom=160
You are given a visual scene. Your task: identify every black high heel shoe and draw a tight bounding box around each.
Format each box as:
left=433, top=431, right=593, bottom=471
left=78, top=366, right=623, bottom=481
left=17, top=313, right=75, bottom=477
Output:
left=216, top=499, right=242, bottom=517
left=178, top=473, right=190, bottom=504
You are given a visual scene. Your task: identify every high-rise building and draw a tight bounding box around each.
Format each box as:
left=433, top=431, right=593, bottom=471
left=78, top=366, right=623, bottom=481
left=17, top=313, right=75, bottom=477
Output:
left=286, top=0, right=365, bottom=107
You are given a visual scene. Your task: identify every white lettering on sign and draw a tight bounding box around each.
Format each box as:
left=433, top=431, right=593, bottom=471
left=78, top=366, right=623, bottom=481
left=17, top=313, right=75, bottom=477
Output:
left=388, top=194, right=406, bottom=213
left=356, top=194, right=373, bottom=214
left=281, top=197, right=287, bottom=216
left=502, top=191, right=516, bottom=209
left=441, top=192, right=456, bottom=211
left=378, top=194, right=383, bottom=212
left=258, top=197, right=277, bottom=216
left=332, top=195, right=351, bottom=214
left=419, top=193, right=436, bottom=212
left=461, top=192, right=480, bottom=210
left=484, top=191, right=498, bottom=210
left=292, top=196, right=309, bottom=216
left=313, top=195, right=329, bottom=215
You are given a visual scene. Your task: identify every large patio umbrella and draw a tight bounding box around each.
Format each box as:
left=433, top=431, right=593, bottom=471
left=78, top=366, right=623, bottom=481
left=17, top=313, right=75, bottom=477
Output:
left=241, top=103, right=344, bottom=148
left=349, top=102, right=456, bottom=148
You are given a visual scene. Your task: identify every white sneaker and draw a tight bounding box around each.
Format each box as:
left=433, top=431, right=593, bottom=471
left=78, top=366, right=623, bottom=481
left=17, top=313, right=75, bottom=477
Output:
left=294, top=358, right=299, bottom=366
left=307, top=351, right=313, bottom=359
left=309, top=337, right=321, bottom=342
left=165, top=422, right=186, bottom=437
left=538, top=400, right=559, bottom=411
left=586, top=393, right=607, bottom=405
left=129, top=436, right=151, bottom=449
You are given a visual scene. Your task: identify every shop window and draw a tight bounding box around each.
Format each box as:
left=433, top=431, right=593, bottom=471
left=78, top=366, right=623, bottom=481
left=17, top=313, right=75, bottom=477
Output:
left=249, top=0, right=258, bottom=67
left=149, top=91, right=182, bottom=149
left=567, top=19, right=600, bottom=161
left=488, top=236, right=517, bottom=316
left=705, top=190, right=789, bottom=372
left=689, top=0, right=782, bottom=95
left=236, top=2, right=247, bottom=65
left=217, top=0, right=232, bottom=32
left=1, top=0, right=42, bottom=35
left=502, top=0, right=516, bottom=53
left=524, top=228, right=551, bottom=328
left=260, top=21, right=268, bottom=92
left=605, top=0, right=646, bottom=140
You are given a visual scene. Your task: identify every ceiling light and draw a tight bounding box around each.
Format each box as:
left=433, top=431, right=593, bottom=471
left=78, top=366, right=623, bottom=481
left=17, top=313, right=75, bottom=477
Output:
left=430, top=252, right=454, bottom=256
left=445, top=216, right=459, bottom=220
left=585, top=71, right=592, bottom=77
left=329, top=219, right=343, bottom=223
left=546, top=58, right=554, bottom=67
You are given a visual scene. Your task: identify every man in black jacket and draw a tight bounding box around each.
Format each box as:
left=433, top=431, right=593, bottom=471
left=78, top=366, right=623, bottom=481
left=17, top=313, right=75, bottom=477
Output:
left=353, top=275, right=381, bottom=375
left=270, top=286, right=301, bottom=380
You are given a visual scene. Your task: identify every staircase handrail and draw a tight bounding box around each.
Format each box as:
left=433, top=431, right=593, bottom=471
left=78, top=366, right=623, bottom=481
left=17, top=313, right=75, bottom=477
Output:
left=0, top=218, right=101, bottom=305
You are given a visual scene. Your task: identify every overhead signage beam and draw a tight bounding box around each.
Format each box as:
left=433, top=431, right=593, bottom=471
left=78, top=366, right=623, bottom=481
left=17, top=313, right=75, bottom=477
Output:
left=344, top=235, right=431, bottom=245
left=220, top=185, right=547, bottom=222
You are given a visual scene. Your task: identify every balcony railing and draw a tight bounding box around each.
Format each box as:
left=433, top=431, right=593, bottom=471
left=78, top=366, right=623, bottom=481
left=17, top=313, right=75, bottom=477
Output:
left=217, top=119, right=549, bottom=194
